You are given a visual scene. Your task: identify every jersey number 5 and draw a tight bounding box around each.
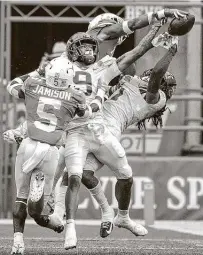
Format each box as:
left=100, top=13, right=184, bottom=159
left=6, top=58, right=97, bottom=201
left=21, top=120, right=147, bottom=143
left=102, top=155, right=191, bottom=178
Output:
left=34, top=96, right=61, bottom=132
left=73, top=71, right=92, bottom=96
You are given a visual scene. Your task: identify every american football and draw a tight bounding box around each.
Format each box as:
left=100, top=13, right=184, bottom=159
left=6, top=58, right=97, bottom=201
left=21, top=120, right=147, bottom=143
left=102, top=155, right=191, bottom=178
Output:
left=168, top=14, right=195, bottom=36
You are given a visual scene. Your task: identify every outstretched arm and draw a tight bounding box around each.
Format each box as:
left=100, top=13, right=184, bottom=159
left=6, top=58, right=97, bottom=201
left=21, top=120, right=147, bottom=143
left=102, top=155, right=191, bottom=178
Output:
left=146, top=44, right=177, bottom=104
left=116, top=18, right=161, bottom=73
left=97, top=9, right=188, bottom=41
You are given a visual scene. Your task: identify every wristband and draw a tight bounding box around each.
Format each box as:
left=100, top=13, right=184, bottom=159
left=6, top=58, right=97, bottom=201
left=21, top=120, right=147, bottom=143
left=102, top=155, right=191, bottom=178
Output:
left=81, top=104, right=92, bottom=118
left=122, top=20, right=134, bottom=35
left=96, top=90, right=105, bottom=102
left=90, top=99, right=102, bottom=110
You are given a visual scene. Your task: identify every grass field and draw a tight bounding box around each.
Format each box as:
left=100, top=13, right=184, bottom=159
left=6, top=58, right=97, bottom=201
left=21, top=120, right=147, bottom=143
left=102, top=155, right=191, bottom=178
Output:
left=1, top=220, right=203, bottom=255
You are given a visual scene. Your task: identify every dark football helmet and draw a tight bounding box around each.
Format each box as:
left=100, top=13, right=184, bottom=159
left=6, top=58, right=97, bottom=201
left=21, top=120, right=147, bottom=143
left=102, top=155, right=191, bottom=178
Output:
left=66, top=32, right=98, bottom=65
left=140, top=69, right=177, bottom=100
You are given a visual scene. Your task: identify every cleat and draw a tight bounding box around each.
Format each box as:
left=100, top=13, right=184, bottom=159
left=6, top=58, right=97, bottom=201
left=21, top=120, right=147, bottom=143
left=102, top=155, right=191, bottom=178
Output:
left=64, top=222, right=77, bottom=250
left=100, top=221, right=113, bottom=238
left=114, top=215, right=148, bottom=236
left=47, top=214, right=64, bottom=233
left=100, top=207, right=114, bottom=238
left=64, top=240, right=77, bottom=250
left=11, top=242, right=25, bottom=255
left=29, top=172, right=45, bottom=203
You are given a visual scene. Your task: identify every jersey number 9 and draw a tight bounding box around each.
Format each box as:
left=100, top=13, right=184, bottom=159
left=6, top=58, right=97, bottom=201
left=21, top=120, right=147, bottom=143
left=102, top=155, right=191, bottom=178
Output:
left=73, top=71, right=92, bottom=96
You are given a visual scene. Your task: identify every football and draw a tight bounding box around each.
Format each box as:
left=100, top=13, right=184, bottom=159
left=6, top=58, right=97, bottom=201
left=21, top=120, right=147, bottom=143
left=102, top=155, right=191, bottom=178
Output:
left=168, top=14, right=195, bottom=36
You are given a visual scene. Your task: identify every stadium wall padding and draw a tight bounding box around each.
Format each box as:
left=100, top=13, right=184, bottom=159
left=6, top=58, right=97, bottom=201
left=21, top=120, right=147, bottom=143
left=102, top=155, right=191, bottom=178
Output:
left=76, top=158, right=203, bottom=220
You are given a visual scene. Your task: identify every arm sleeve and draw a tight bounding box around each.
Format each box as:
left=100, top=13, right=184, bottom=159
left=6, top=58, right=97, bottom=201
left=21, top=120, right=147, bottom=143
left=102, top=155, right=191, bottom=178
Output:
left=7, top=70, right=39, bottom=98
left=7, top=76, right=27, bottom=98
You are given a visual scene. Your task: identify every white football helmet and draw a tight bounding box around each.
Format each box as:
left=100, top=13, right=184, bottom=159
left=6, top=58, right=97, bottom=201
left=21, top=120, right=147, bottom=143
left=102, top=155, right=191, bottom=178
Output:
left=88, top=13, right=126, bottom=45
left=45, top=57, right=73, bottom=89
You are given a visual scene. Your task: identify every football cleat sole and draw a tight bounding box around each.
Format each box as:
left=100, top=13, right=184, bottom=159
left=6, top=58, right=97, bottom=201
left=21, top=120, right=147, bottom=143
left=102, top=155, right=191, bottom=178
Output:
left=29, top=172, right=45, bottom=203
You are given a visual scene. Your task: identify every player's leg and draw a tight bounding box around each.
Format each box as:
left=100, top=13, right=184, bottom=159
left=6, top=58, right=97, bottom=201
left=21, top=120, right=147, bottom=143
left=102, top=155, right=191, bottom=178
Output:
left=52, top=145, right=66, bottom=190
left=47, top=155, right=101, bottom=233
left=12, top=140, right=32, bottom=255
left=28, top=146, right=61, bottom=231
left=45, top=145, right=66, bottom=214
left=83, top=153, right=114, bottom=238
left=64, top=130, right=89, bottom=249
left=95, top=131, right=148, bottom=236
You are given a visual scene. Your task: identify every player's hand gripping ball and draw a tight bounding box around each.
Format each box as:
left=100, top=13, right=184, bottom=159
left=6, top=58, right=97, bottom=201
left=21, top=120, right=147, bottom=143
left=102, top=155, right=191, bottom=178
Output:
left=168, top=14, right=195, bottom=36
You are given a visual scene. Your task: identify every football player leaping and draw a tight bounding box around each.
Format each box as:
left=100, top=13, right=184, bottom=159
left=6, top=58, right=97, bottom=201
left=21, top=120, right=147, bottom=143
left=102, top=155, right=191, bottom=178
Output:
left=87, top=10, right=187, bottom=59
left=48, top=32, right=178, bottom=242
left=60, top=16, right=170, bottom=249
left=7, top=65, right=90, bottom=255
left=82, top=36, right=178, bottom=237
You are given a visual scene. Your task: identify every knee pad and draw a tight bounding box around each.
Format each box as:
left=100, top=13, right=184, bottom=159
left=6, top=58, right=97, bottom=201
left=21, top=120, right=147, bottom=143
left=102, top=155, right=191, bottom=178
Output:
left=13, top=198, right=27, bottom=220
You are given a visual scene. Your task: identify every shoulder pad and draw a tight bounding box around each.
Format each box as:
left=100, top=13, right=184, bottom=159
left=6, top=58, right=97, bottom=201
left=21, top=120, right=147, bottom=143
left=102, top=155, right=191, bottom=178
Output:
left=25, top=76, right=46, bottom=87
left=29, top=70, right=41, bottom=78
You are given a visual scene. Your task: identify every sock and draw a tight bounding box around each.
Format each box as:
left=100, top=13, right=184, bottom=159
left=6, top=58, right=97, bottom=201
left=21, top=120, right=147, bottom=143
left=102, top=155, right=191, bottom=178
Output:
left=14, top=232, right=24, bottom=243
left=65, top=220, right=76, bottom=241
left=53, top=182, right=67, bottom=220
left=89, top=182, right=110, bottom=214
left=118, top=209, right=129, bottom=218
left=66, top=219, right=75, bottom=224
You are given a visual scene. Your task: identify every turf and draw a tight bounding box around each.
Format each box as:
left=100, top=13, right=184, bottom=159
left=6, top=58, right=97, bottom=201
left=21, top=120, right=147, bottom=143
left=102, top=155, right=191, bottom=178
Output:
left=1, top=223, right=203, bottom=254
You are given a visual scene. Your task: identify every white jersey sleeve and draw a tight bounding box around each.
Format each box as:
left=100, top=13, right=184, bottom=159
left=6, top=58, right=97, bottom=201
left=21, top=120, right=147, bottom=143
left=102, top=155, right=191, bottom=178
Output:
left=94, top=55, right=121, bottom=100
left=7, top=70, right=40, bottom=98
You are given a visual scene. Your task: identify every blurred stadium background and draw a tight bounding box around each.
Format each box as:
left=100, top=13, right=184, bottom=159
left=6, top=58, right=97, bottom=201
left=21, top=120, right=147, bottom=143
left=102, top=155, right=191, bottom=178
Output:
left=1, top=0, right=203, bottom=226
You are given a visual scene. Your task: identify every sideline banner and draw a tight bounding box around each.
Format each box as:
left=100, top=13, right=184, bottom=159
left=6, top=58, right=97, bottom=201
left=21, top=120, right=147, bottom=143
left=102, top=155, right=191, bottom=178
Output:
left=76, top=158, right=203, bottom=220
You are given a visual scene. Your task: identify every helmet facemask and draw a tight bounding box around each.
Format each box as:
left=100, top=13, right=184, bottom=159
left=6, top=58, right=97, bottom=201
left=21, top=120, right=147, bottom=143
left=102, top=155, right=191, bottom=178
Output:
left=140, top=69, right=177, bottom=100
left=67, top=35, right=98, bottom=66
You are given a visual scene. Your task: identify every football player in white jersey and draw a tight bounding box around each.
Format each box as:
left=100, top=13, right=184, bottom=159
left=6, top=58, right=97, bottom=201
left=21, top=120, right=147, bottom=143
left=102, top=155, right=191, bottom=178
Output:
left=46, top=33, right=178, bottom=241
left=87, top=10, right=187, bottom=59
left=60, top=16, right=171, bottom=249
left=81, top=40, right=178, bottom=237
